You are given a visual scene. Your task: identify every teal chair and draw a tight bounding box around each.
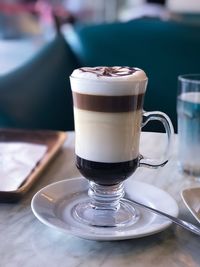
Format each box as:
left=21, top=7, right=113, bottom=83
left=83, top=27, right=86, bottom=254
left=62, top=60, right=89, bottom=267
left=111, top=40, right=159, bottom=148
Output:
left=0, top=33, right=79, bottom=131
left=67, top=18, right=200, bottom=132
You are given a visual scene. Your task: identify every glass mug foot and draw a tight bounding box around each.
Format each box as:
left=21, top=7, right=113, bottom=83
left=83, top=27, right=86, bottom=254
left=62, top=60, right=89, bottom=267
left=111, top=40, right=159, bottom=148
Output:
left=72, top=182, right=140, bottom=227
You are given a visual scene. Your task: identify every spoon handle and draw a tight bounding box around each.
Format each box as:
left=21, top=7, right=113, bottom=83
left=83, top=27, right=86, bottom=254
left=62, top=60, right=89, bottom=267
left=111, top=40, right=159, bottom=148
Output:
left=129, top=198, right=200, bottom=236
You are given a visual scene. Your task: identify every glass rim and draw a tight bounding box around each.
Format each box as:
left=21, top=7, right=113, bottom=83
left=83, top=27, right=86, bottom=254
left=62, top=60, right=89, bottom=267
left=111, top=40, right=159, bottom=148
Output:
left=69, top=75, right=148, bottom=83
left=178, top=74, right=200, bottom=84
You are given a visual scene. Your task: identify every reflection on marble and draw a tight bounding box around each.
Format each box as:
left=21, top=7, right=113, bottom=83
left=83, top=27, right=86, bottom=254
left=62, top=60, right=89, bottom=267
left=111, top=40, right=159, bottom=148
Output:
left=0, top=132, right=200, bottom=267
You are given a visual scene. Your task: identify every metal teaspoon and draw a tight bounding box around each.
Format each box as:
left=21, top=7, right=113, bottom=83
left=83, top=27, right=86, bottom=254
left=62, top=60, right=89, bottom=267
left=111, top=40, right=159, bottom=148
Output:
left=127, top=197, right=200, bottom=236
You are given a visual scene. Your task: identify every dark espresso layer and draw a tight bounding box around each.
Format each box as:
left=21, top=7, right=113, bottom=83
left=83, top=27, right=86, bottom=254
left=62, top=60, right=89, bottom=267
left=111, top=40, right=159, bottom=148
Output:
left=76, top=156, right=139, bottom=185
left=73, top=92, right=144, bottom=112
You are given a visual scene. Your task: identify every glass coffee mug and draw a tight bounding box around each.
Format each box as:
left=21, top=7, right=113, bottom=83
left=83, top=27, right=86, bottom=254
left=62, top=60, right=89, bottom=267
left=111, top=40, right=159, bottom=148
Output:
left=70, top=67, right=174, bottom=227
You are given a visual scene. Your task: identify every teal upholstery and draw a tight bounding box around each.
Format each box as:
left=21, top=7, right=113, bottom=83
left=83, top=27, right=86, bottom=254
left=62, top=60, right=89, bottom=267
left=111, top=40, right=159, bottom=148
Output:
left=0, top=33, right=79, bottom=130
left=67, top=18, right=200, bottom=132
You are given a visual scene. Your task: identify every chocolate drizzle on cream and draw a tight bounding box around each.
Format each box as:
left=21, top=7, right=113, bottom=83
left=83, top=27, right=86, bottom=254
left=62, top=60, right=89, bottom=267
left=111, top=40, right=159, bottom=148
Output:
left=79, top=67, right=138, bottom=77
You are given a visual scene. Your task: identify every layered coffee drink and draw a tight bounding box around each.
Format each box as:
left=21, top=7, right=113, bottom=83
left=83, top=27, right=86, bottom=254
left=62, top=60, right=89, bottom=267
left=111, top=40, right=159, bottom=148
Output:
left=70, top=66, right=147, bottom=185
left=70, top=66, right=173, bottom=228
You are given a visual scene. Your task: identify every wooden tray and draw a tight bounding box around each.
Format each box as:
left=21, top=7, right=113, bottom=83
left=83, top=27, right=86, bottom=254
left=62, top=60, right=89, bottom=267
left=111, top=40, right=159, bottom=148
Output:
left=0, top=129, right=67, bottom=203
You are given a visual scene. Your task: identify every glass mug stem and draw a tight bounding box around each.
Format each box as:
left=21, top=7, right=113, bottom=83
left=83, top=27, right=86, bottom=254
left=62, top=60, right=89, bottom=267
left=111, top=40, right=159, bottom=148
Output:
left=73, top=182, right=139, bottom=227
left=88, top=182, right=125, bottom=210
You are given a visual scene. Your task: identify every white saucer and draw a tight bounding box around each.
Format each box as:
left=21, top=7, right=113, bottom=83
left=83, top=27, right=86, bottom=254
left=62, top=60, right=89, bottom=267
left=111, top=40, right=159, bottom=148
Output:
left=31, top=177, right=179, bottom=241
left=181, top=187, right=200, bottom=223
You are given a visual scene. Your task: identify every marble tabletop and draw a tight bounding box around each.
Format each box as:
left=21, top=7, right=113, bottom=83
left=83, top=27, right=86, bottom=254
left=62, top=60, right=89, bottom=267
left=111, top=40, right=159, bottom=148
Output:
left=0, top=131, right=199, bottom=267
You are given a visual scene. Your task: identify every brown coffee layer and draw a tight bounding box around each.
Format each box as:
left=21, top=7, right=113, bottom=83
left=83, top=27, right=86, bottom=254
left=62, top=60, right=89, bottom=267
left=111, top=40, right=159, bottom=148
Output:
left=73, top=92, right=144, bottom=112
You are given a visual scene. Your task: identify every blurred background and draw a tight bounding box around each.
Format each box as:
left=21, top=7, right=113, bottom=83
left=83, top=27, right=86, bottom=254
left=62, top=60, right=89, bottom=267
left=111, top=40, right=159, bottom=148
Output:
left=0, top=0, right=200, bottom=132
left=1, top=0, right=200, bottom=74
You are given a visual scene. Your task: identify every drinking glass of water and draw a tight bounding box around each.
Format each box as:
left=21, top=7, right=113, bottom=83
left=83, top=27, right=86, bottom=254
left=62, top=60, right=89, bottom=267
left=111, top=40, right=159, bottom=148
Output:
left=177, top=74, right=200, bottom=178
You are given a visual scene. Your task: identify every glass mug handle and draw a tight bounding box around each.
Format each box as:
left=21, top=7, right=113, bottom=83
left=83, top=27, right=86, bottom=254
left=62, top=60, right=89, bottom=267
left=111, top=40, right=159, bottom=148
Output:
left=139, top=111, right=174, bottom=168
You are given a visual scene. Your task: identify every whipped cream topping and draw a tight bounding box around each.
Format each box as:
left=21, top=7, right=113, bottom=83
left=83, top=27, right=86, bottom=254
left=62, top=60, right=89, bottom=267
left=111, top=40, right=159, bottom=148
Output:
left=71, top=66, right=147, bottom=81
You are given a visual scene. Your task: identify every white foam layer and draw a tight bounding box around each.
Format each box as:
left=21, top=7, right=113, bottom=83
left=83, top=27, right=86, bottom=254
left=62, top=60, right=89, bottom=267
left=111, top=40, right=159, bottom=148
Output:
left=70, top=77, right=147, bottom=96
left=74, top=108, right=142, bottom=163
left=179, top=92, right=200, bottom=104
left=70, top=66, right=147, bottom=96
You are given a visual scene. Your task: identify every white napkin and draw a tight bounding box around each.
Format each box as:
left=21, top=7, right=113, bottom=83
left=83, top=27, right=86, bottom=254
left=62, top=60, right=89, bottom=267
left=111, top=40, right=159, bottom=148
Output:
left=0, top=142, right=47, bottom=191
